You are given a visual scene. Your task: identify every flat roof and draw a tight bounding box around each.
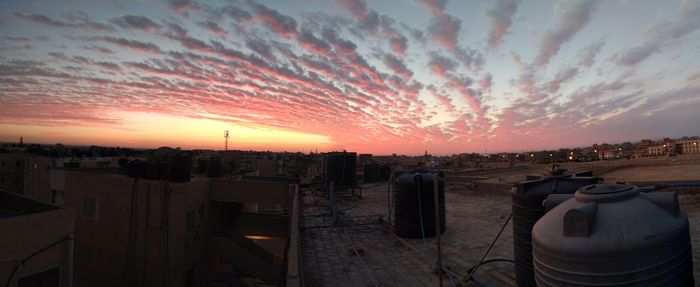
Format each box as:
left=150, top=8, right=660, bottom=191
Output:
left=0, top=191, right=59, bottom=218
left=300, top=170, right=700, bottom=286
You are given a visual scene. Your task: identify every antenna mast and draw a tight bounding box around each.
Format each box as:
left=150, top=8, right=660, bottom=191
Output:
left=224, top=130, right=229, bottom=151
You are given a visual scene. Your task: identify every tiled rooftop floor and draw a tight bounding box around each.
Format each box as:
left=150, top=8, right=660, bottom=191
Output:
left=300, top=182, right=700, bottom=286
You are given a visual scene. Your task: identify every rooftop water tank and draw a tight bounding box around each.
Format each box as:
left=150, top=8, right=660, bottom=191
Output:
left=363, top=162, right=381, bottom=183
left=127, top=160, right=147, bottom=178
left=324, top=152, right=357, bottom=187
left=533, top=183, right=694, bottom=286
left=393, top=173, right=445, bottom=238
left=206, top=158, right=223, bottom=178
left=169, top=154, right=191, bottom=182
left=380, top=165, right=391, bottom=181
left=511, top=165, right=600, bottom=287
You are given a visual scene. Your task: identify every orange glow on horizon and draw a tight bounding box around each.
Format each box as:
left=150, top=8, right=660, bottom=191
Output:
left=0, top=111, right=333, bottom=152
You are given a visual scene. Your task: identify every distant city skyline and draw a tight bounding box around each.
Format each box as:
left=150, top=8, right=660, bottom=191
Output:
left=1, top=0, right=699, bottom=154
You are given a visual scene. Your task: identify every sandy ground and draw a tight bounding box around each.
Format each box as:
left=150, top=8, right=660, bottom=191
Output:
left=602, top=164, right=700, bottom=182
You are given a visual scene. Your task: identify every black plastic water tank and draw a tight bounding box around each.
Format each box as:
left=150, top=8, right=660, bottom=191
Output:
left=511, top=168, right=600, bottom=287
left=169, top=154, right=191, bottom=182
left=380, top=165, right=391, bottom=180
left=324, top=152, right=357, bottom=187
left=393, top=173, right=446, bottom=238
left=206, top=158, right=223, bottom=178
left=196, top=159, right=207, bottom=174
left=127, top=160, right=147, bottom=178
left=363, top=163, right=381, bottom=183
left=534, top=183, right=694, bottom=286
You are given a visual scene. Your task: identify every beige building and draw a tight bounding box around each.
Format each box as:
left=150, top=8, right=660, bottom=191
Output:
left=648, top=143, right=676, bottom=156
left=0, top=153, right=26, bottom=194
left=25, top=167, right=300, bottom=287
left=677, top=140, right=700, bottom=154
left=0, top=191, right=75, bottom=287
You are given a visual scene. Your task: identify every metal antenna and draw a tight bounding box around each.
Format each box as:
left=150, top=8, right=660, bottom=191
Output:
left=224, top=130, right=229, bottom=151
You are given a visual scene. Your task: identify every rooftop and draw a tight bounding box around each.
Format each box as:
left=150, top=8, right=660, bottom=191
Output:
left=0, top=190, right=59, bottom=218
left=300, top=172, right=700, bottom=286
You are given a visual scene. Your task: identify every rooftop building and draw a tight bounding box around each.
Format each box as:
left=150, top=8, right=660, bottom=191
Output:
left=11, top=154, right=303, bottom=287
left=0, top=191, right=75, bottom=287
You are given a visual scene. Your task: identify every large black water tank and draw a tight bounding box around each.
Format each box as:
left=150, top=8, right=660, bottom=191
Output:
left=127, top=160, right=147, bottom=178
left=324, top=152, right=357, bottom=187
left=196, top=159, right=207, bottom=174
left=534, top=183, right=694, bottom=286
left=380, top=165, right=391, bottom=180
left=511, top=168, right=600, bottom=287
left=363, top=163, right=381, bottom=183
left=206, top=158, right=223, bottom=178
left=393, top=173, right=446, bottom=238
left=169, top=154, right=191, bottom=182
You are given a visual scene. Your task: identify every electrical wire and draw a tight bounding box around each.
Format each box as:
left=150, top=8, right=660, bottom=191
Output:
left=4, top=236, right=72, bottom=287
left=414, top=174, right=433, bottom=258
left=465, top=213, right=512, bottom=282
left=412, top=174, right=456, bottom=287
left=465, top=259, right=514, bottom=274
left=343, top=229, right=380, bottom=287
left=638, top=181, right=700, bottom=193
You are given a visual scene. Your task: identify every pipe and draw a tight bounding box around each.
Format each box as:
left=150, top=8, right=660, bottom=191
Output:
left=330, top=181, right=336, bottom=222
left=433, top=173, right=443, bottom=287
left=638, top=182, right=700, bottom=193
left=68, top=234, right=74, bottom=287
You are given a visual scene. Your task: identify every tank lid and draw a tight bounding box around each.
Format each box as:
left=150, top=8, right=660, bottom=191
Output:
left=575, top=183, right=638, bottom=202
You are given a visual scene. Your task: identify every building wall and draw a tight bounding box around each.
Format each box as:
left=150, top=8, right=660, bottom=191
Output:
left=0, top=205, right=74, bottom=287
left=54, top=171, right=211, bottom=287
left=648, top=145, right=670, bottom=156
left=24, top=155, right=56, bottom=203
left=0, top=153, right=26, bottom=194
left=678, top=140, right=700, bottom=154
left=254, top=159, right=280, bottom=177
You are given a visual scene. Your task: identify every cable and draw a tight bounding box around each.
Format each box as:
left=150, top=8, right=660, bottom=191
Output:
left=413, top=174, right=455, bottom=287
left=343, top=229, right=380, bottom=287
left=638, top=181, right=700, bottom=193
left=299, top=221, right=382, bottom=231
left=160, top=156, right=173, bottom=287
left=466, top=213, right=512, bottom=281
left=4, top=236, right=72, bottom=287
left=142, top=186, right=150, bottom=287
left=414, top=174, right=433, bottom=258
left=126, top=177, right=139, bottom=287
left=465, top=259, right=514, bottom=274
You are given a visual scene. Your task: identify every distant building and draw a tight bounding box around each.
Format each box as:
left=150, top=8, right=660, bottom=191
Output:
left=0, top=191, right=75, bottom=287
left=633, top=139, right=653, bottom=158
left=648, top=140, right=677, bottom=156
left=648, top=145, right=666, bottom=156
left=677, top=140, right=700, bottom=154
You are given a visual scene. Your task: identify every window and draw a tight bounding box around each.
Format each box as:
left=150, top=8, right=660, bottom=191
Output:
left=18, top=267, right=59, bottom=287
left=81, top=195, right=98, bottom=219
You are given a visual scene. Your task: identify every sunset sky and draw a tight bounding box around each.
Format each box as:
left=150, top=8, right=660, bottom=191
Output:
left=1, top=0, right=699, bottom=154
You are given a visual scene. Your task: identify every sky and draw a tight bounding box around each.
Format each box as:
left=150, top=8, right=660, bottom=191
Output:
left=0, top=0, right=699, bottom=155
